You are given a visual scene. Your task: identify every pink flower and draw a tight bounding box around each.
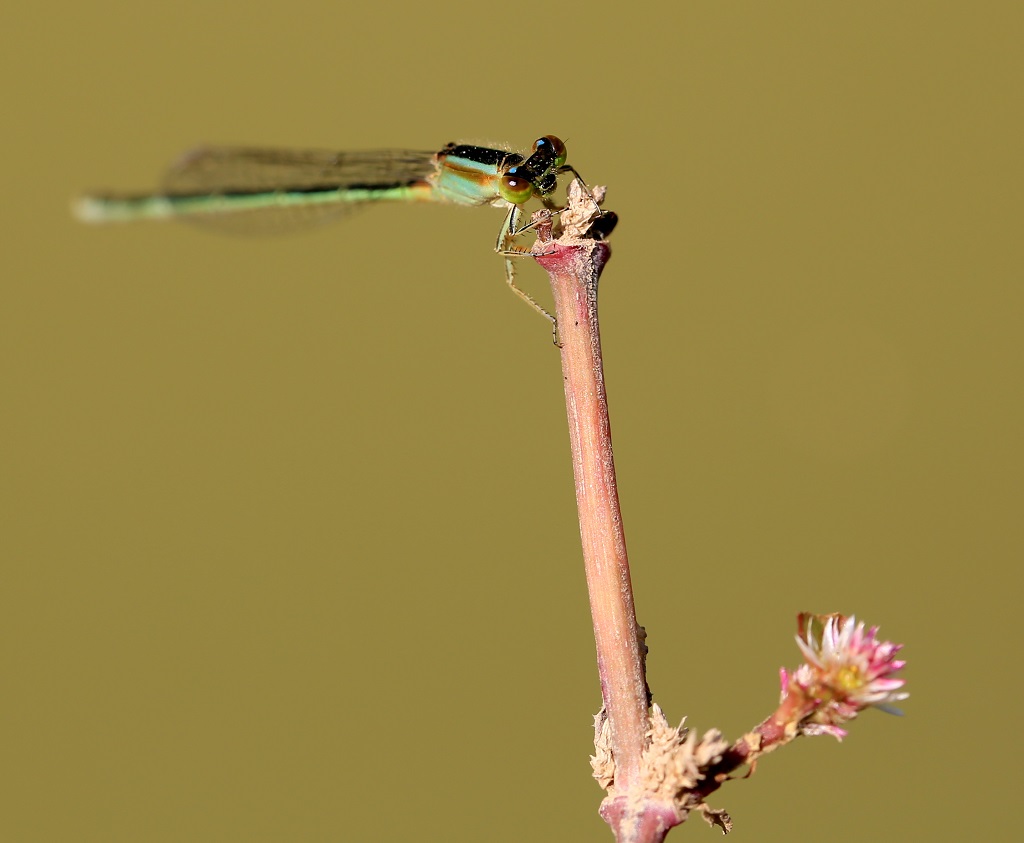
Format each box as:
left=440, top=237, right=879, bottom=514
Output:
left=781, top=613, right=908, bottom=740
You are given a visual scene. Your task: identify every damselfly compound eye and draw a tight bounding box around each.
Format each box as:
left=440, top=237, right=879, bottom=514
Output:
left=533, top=135, right=567, bottom=168
left=498, top=168, right=535, bottom=204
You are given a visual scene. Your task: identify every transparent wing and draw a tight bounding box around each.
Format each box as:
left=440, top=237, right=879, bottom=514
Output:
left=164, top=146, right=437, bottom=192
left=161, top=146, right=438, bottom=235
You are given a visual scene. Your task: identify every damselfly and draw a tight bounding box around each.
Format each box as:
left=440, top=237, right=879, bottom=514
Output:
left=74, top=135, right=597, bottom=339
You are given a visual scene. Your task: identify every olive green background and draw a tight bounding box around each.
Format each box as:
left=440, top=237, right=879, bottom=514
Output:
left=2, top=2, right=1020, bottom=841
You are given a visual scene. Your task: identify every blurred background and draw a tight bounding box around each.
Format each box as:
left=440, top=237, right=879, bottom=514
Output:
left=2, top=2, right=1020, bottom=840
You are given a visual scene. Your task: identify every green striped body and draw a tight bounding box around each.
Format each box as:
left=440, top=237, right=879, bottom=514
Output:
left=73, top=182, right=435, bottom=223
left=73, top=142, right=531, bottom=225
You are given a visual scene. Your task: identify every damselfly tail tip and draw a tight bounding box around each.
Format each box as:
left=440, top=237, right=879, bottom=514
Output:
left=71, top=195, right=109, bottom=224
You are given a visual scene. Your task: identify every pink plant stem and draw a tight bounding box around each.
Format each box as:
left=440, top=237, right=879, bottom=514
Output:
left=534, top=235, right=650, bottom=792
